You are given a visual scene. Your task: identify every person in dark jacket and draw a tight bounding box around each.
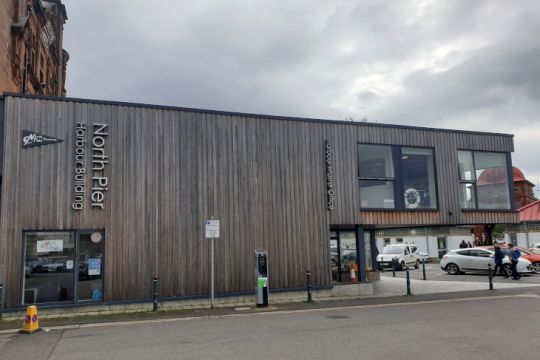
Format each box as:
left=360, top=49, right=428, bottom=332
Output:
left=493, top=246, right=508, bottom=278
left=507, top=243, right=521, bottom=280
left=459, top=240, right=468, bottom=249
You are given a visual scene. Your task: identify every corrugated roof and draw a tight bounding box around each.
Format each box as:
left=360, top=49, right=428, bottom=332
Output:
left=519, top=200, right=540, bottom=222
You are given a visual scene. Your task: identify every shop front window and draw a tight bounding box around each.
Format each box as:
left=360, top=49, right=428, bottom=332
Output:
left=23, top=230, right=104, bottom=305
left=23, top=231, right=75, bottom=304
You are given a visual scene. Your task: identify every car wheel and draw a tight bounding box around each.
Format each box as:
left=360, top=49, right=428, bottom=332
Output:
left=446, top=263, right=460, bottom=275
left=400, top=261, right=407, bottom=271
left=503, top=264, right=513, bottom=276
left=415, top=260, right=420, bottom=269
left=531, top=262, right=540, bottom=274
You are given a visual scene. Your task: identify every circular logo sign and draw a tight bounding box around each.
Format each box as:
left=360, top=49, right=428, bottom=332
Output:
left=90, top=232, right=102, bottom=244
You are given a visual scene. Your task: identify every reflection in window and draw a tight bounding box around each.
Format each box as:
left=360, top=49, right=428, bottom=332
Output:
left=23, top=231, right=75, bottom=304
left=340, top=232, right=357, bottom=282
left=475, top=152, right=510, bottom=209
left=358, top=144, right=395, bottom=208
left=364, top=232, right=372, bottom=271
left=457, top=151, right=511, bottom=209
left=401, top=148, right=437, bottom=209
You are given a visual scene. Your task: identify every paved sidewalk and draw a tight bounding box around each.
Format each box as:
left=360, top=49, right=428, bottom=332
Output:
left=1, top=276, right=538, bottom=333
left=375, top=275, right=540, bottom=297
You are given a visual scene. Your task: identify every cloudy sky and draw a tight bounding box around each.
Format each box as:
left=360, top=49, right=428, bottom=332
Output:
left=62, top=0, right=540, bottom=193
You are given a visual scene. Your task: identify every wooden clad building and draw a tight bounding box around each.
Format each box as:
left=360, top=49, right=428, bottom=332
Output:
left=0, top=94, right=519, bottom=309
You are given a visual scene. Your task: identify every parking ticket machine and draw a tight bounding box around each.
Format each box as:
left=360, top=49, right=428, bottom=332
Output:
left=255, top=251, right=268, bottom=307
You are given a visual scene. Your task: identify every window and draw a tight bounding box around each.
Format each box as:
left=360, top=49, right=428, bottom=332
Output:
left=23, top=230, right=104, bottom=305
left=383, top=238, right=391, bottom=246
left=396, top=237, right=403, bottom=243
left=358, top=144, right=395, bottom=208
left=401, top=148, right=437, bottom=209
left=358, top=144, right=437, bottom=209
left=458, top=151, right=511, bottom=209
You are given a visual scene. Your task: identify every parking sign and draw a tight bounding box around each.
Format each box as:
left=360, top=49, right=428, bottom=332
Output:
left=205, top=220, right=220, bottom=238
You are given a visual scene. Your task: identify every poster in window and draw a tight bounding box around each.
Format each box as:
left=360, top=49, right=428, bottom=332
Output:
left=88, top=258, right=101, bottom=276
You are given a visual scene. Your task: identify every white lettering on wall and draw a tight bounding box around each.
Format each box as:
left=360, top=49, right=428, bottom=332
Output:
left=325, top=140, right=335, bottom=210
left=91, top=124, right=109, bottom=209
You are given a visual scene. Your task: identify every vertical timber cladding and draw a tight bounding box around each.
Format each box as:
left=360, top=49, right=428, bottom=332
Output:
left=0, top=94, right=519, bottom=307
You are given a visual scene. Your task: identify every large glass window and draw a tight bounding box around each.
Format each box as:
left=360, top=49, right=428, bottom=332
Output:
left=358, top=144, right=395, bottom=209
left=23, top=231, right=75, bottom=304
left=23, top=230, right=104, bottom=305
left=358, top=144, right=438, bottom=209
left=457, top=151, right=511, bottom=209
left=401, top=148, right=437, bottom=209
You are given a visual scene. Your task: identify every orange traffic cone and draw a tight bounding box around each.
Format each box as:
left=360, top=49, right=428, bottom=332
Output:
left=20, top=305, right=41, bottom=334
left=350, top=266, right=357, bottom=283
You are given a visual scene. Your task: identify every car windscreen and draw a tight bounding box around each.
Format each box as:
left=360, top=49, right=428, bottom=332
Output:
left=382, top=246, right=403, bottom=254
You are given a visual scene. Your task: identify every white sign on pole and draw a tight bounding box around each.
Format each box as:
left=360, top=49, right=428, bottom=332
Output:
left=205, top=220, right=220, bottom=238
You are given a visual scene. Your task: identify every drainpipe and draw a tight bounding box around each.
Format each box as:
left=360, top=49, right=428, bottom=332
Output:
left=424, top=228, right=430, bottom=257
left=525, top=222, right=530, bottom=248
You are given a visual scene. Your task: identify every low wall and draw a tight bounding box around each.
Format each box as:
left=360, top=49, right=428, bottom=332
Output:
left=0, top=283, right=374, bottom=320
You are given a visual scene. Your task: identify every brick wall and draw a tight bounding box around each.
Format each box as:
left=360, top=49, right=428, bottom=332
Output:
left=0, top=0, right=17, bottom=93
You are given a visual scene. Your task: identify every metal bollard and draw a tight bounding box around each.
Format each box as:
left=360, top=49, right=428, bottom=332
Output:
left=306, top=270, right=313, bottom=303
left=488, top=264, right=494, bottom=290
left=406, top=268, right=412, bottom=296
left=152, top=275, right=159, bottom=312
left=392, top=258, right=396, bottom=277
left=422, top=259, right=426, bottom=280
left=0, top=283, right=3, bottom=320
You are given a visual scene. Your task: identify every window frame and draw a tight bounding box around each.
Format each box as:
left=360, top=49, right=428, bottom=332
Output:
left=358, top=143, right=439, bottom=211
left=457, top=150, right=515, bottom=211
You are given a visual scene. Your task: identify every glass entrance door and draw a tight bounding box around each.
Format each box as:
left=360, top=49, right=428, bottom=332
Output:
left=77, top=231, right=104, bottom=301
left=437, top=237, right=447, bottom=259
left=330, top=230, right=357, bottom=283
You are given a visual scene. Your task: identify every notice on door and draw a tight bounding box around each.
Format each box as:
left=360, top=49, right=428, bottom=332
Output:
left=88, top=258, right=102, bottom=276
left=36, top=240, right=63, bottom=253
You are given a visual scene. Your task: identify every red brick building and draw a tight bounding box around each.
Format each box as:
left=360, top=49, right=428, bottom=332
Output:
left=0, top=0, right=68, bottom=96
left=513, top=167, right=536, bottom=208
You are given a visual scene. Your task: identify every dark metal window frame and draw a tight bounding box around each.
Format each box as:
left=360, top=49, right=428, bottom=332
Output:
left=358, top=143, right=439, bottom=211
left=457, top=150, right=515, bottom=211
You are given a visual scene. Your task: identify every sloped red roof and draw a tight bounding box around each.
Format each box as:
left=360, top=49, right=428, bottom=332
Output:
left=513, top=167, right=526, bottom=182
left=519, top=200, right=540, bottom=222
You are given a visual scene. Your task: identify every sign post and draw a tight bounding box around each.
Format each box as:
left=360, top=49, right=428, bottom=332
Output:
left=205, top=219, right=220, bottom=309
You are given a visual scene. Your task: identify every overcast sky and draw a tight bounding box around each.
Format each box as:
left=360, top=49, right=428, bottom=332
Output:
left=62, top=0, right=540, bottom=193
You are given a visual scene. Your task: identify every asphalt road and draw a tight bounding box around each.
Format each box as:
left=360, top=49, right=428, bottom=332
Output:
left=1, top=290, right=540, bottom=360
left=381, top=262, right=540, bottom=284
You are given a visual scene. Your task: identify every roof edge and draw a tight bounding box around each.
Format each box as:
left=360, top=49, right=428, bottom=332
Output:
left=1, top=92, right=515, bottom=138
left=518, top=199, right=540, bottom=212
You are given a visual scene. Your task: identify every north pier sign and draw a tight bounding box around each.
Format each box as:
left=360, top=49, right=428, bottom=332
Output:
left=72, top=123, right=109, bottom=210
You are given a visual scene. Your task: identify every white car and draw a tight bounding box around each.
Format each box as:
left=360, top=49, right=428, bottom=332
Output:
left=529, top=243, right=540, bottom=255
left=377, top=243, right=420, bottom=270
left=440, top=247, right=533, bottom=275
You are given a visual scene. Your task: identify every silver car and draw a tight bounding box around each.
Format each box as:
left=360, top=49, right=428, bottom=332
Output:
left=440, top=247, right=533, bottom=275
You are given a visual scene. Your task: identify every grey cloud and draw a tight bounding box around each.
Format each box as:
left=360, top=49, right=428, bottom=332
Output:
left=62, top=0, right=540, bottom=183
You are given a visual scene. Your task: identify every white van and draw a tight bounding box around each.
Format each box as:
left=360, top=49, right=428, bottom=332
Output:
left=376, top=243, right=420, bottom=270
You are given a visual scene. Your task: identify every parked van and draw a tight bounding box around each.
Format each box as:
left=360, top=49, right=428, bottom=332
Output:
left=376, top=243, right=420, bottom=270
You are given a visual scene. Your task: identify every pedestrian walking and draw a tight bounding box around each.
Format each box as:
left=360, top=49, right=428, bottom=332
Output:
left=507, top=243, right=521, bottom=280
left=467, top=241, right=473, bottom=248
left=459, top=240, right=468, bottom=249
left=493, top=245, right=508, bottom=278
